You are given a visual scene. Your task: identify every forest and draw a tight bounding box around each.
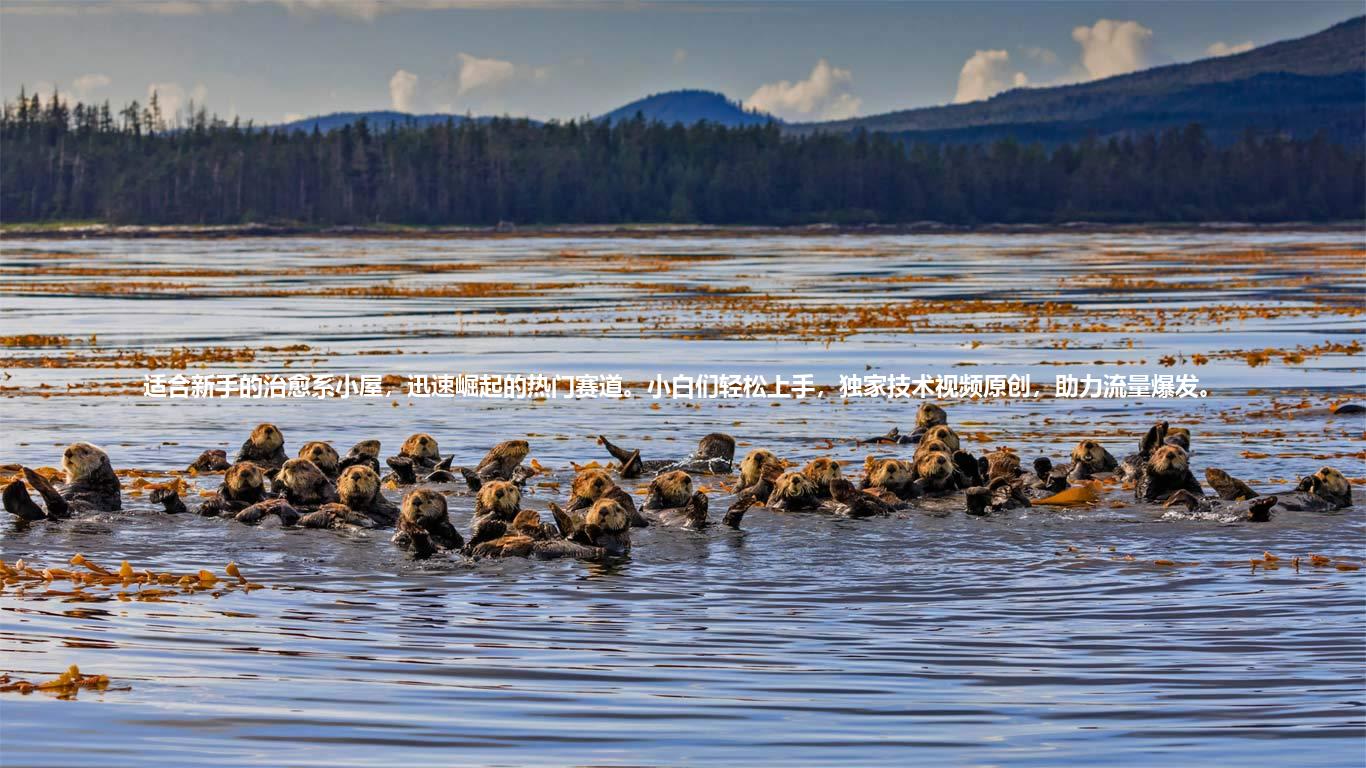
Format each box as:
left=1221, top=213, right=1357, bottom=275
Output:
left=2, top=90, right=1362, bottom=226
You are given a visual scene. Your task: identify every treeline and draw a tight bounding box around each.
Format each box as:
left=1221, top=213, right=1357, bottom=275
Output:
left=2, top=90, right=1362, bottom=226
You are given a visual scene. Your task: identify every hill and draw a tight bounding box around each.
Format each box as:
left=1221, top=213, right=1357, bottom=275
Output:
left=597, top=89, right=776, bottom=126
left=798, top=15, right=1365, bottom=143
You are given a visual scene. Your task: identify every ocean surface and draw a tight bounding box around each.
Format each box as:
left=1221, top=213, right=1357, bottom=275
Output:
left=1, top=231, right=1363, bottom=766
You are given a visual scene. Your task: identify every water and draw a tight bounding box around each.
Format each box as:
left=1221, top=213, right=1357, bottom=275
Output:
left=1, top=231, right=1363, bottom=766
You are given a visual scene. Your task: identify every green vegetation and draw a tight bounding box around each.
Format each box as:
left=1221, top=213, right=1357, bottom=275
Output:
left=2, top=91, right=1362, bottom=226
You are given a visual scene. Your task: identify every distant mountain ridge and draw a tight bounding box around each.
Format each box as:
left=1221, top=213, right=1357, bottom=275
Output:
left=596, top=90, right=776, bottom=126
left=797, top=15, right=1365, bottom=143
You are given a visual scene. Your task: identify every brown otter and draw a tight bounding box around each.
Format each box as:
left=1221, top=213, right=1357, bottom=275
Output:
left=1135, top=443, right=1202, bottom=503
left=766, top=471, right=822, bottom=512
left=456, top=439, right=532, bottom=491
left=864, top=403, right=950, bottom=444
left=920, top=425, right=961, bottom=453
left=598, top=432, right=736, bottom=478
left=3, top=442, right=122, bottom=521
left=828, top=477, right=899, bottom=517
left=861, top=457, right=917, bottom=500
left=297, top=502, right=376, bottom=530
left=391, top=488, right=464, bottom=559
left=646, top=470, right=693, bottom=510
left=1119, top=422, right=1190, bottom=480
left=338, top=439, right=382, bottom=474
left=187, top=449, right=230, bottom=473
left=235, top=424, right=288, bottom=471
left=1026, top=457, right=1070, bottom=495
left=385, top=433, right=450, bottom=485
left=1178, top=466, right=1352, bottom=520
left=466, top=479, right=524, bottom=550
left=234, top=498, right=302, bottom=526
left=555, top=497, right=632, bottom=558
left=567, top=468, right=648, bottom=527
left=189, top=462, right=270, bottom=517
left=298, top=441, right=341, bottom=479
left=315, top=464, right=398, bottom=526
left=912, top=450, right=970, bottom=496
left=653, top=490, right=710, bottom=529
left=801, top=458, right=842, bottom=498
left=272, top=458, right=338, bottom=509
left=722, top=462, right=784, bottom=528
left=965, top=476, right=1032, bottom=516
left=1068, top=439, right=1119, bottom=479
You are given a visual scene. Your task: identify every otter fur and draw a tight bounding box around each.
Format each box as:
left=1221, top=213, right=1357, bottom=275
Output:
left=235, top=424, right=288, bottom=471
left=298, top=441, right=341, bottom=479
left=391, top=488, right=464, bottom=558
left=338, top=440, right=382, bottom=474
left=1135, top=443, right=1202, bottom=503
left=3, top=442, right=122, bottom=521
left=801, top=458, right=842, bottom=498
left=567, top=468, right=647, bottom=527
left=272, top=458, right=338, bottom=509
left=598, top=432, right=736, bottom=478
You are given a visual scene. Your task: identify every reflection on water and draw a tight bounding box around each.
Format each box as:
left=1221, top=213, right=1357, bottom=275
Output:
left=0, top=232, right=1363, bottom=766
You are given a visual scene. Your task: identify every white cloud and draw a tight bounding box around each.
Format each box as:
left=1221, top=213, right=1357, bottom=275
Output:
left=1072, top=19, right=1152, bottom=80
left=72, top=73, right=112, bottom=98
left=673, top=48, right=688, bottom=65
left=456, top=53, right=518, bottom=94
left=746, top=59, right=862, bottom=121
left=953, top=49, right=1029, bottom=104
left=146, top=82, right=206, bottom=120
left=1023, top=46, right=1058, bottom=65
left=1206, top=40, right=1254, bottom=57
left=283, top=112, right=305, bottom=123
left=389, top=69, right=419, bottom=112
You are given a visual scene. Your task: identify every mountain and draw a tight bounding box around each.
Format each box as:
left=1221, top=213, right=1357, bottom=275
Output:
left=275, top=111, right=531, bottom=132
left=596, top=90, right=776, bottom=127
left=797, top=15, right=1365, bottom=144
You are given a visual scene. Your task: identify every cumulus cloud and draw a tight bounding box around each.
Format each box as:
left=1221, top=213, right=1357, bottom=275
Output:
left=746, top=59, right=862, bottom=120
left=72, top=73, right=112, bottom=98
left=953, top=50, right=1028, bottom=104
left=389, top=69, right=419, bottom=111
left=456, top=53, right=518, bottom=94
left=1072, top=19, right=1152, bottom=80
left=1206, top=40, right=1254, bottom=57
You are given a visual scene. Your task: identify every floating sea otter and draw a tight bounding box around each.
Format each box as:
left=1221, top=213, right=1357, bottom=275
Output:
left=567, top=468, right=648, bottom=527
left=391, top=488, right=464, bottom=559
left=297, top=464, right=399, bottom=530
left=234, top=423, right=288, bottom=472
left=3, top=443, right=122, bottom=521
left=597, top=432, right=735, bottom=478
left=1166, top=466, right=1352, bottom=521
left=385, top=433, right=454, bottom=485
left=456, top=439, right=531, bottom=491
left=298, top=441, right=341, bottom=479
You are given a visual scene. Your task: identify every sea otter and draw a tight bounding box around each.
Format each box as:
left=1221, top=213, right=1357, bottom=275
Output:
left=466, top=479, right=524, bottom=550
left=828, top=477, right=899, bottom=517
left=3, top=442, right=122, bottom=521
left=735, top=449, right=784, bottom=497
left=863, top=403, right=950, bottom=444
left=235, top=424, right=288, bottom=472
left=801, top=458, right=842, bottom=498
left=645, top=470, right=693, bottom=510
left=1119, top=422, right=1189, bottom=481
left=861, top=457, right=917, bottom=500
left=765, top=471, right=822, bottom=512
left=392, top=488, right=464, bottom=559
left=187, top=449, right=230, bottom=473
left=567, top=468, right=647, bottom=527
left=962, top=449, right=1032, bottom=515
left=1068, top=439, right=1119, bottom=480
left=385, top=433, right=453, bottom=485
left=169, top=461, right=270, bottom=518
left=456, top=439, right=532, bottom=491
left=1171, top=466, right=1352, bottom=521
left=1025, top=457, right=1070, bottom=495
left=272, top=458, right=338, bottom=509
left=911, top=449, right=973, bottom=496
left=298, top=441, right=341, bottom=479
left=598, top=432, right=736, bottom=478
left=552, top=497, right=632, bottom=558
left=1134, top=442, right=1202, bottom=503
left=298, top=464, right=399, bottom=528
left=338, top=439, right=382, bottom=474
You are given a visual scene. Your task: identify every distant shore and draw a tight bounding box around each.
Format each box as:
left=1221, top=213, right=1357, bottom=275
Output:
left=2, top=220, right=1363, bottom=240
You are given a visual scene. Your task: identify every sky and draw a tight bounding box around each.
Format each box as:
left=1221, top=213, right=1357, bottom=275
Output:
left=2, top=0, right=1360, bottom=125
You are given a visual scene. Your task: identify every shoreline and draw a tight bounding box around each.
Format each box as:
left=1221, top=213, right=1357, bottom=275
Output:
left=2, top=220, right=1363, bottom=240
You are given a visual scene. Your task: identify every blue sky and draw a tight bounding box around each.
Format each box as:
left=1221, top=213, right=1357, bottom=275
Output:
left=2, top=0, right=1359, bottom=124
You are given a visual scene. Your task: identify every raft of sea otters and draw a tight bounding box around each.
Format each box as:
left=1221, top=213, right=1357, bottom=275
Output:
left=2, top=403, right=1353, bottom=561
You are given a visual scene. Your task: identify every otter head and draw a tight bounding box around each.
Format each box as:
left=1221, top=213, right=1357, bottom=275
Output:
left=349, top=439, right=381, bottom=459
left=916, top=402, right=948, bottom=430
left=571, top=468, right=615, bottom=504
left=277, top=458, right=330, bottom=499
left=400, top=433, right=440, bottom=462
left=984, top=449, right=1020, bottom=481
left=868, top=458, right=913, bottom=490
left=1148, top=445, right=1188, bottom=476
left=802, top=457, right=841, bottom=488
left=923, top=425, right=960, bottom=452
left=62, top=442, right=110, bottom=483
left=697, top=433, right=737, bottom=463
left=914, top=437, right=954, bottom=462
left=770, top=471, right=819, bottom=510
left=1164, top=427, right=1191, bottom=452
left=651, top=470, right=694, bottom=509
left=249, top=423, right=284, bottom=453
left=1301, top=466, right=1349, bottom=503
left=915, top=451, right=954, bottom=485
left=1071, top=440, right=1108, bottom=470
left=299, top=441, right=340, bottom=476
left=400, top=487, right=448, bottom=527
left=337, top=464, right=380, bottom=509
left=739, top=449, right=780, bottom=487
left=498, top=439, right=530, bottom=462
left=585, top=497, right=630, bottom=535
left=224, top=462, right=267, bottom=501
left=477, top=479, right=522, bottom=518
